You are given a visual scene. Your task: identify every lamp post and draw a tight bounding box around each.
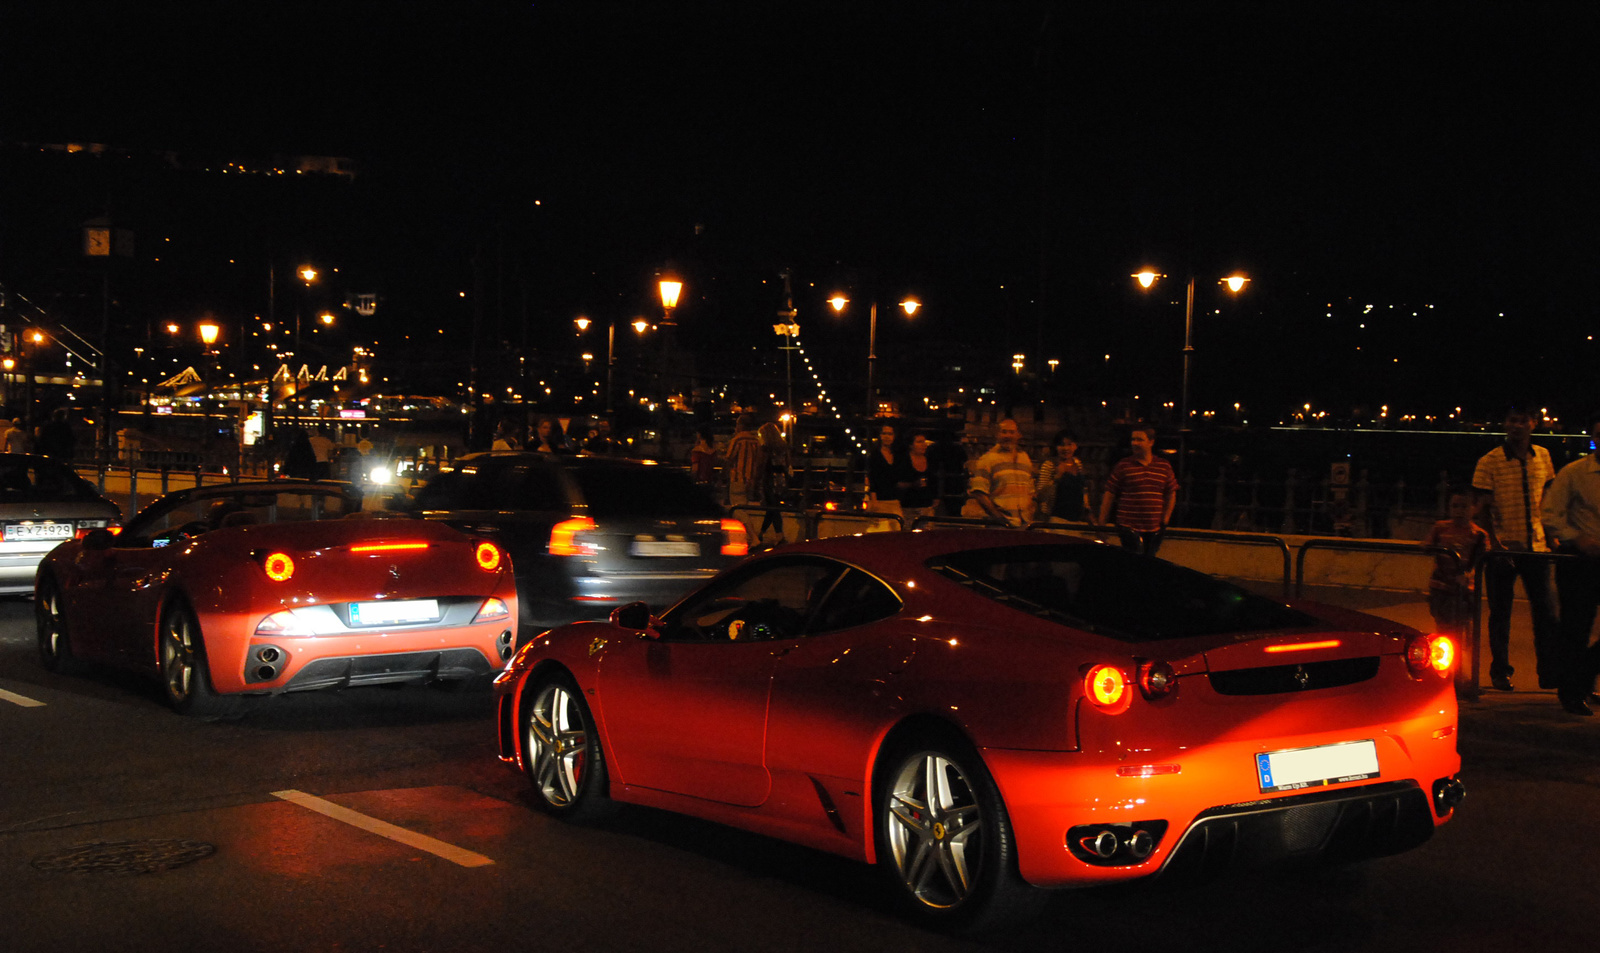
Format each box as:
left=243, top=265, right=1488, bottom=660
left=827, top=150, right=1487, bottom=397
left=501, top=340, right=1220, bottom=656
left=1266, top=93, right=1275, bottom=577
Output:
left=656, top=276, right=682, bottom=457
left=576, top=316, right=649, bottom=416
left=829, top=294, right=919, bottom=418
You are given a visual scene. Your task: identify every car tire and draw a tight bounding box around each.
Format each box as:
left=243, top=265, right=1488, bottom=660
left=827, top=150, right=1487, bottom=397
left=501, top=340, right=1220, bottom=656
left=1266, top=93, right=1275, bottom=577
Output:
left=159, top=600, right=237, bottom=719
left=35, top=575, right=84, bottom=675
left=522, top=672, right=612, bottom=821
left=875, top=735, right=1045, bottom=932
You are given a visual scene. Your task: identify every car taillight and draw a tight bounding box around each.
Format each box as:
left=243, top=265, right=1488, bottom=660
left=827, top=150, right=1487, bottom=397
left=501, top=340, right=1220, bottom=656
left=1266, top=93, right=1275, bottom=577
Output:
left=474, top=597, right=510, bottom=622
left=350, top=541, right=430, bottom=554
left=720, top=518, right=749, bottom=556
left=1137, top=660, right=1176, bottom=699
left=549, top=517, right=598, bottom=557
left=262, top=552, right=296, bottom=582
left=1085, top=664, right=1131, bottom=713
left=1406, top=633, right=1455, bottom=677
left=475, top=541, right=503, bottom=571
left=255, top=609, right=312, bottom=637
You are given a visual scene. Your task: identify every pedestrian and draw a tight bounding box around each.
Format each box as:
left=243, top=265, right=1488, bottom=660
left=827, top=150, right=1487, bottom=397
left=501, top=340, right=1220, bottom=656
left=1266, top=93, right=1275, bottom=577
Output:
left=1422, top=487, right=1490, bottom=647
left=4, top=418, right=31, bottom=454
left=724, top=414, right=762, bottom=507
left=1036, top=428, right=1089, bottom=523
left=1098, top=424, right=1178, bottom=556
left=756, top=422, right=789, bottom=544
left=308, top=426, right=335, bottom=479
left=866, top=421, right=908, bottom=521
left=931, top=433, right=968, bottom=517
left=1540, top=412, right=1600, bottom=716
left=1470, top=407, right=1559, bottom=691
left=690, top=426, right=717, bottom=487
left=968, top=419, right=1035, bottom=526
left=900, top=432, right=939, bottom=526
left=492, top=418, right=522, bottom=450
left=283, top=428, right=317, bottom=479
left=531, top=417, right=566, bottom=453
left=36, top=408, right=77, bottom=462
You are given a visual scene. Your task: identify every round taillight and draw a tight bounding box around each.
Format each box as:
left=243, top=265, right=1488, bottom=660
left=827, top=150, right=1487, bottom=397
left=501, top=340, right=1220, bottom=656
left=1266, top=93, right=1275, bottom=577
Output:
left=1406, top=633, right=1456, bottom=677
left=475, top=541, right=502, bottom=572
left=1429, top=634, right=1455, bottom=673
left=1086, top=664, right=1129, bottom=711
left=263, top=552, right=295, bottom=582
left=1138, top=660, right=1176, bottom=699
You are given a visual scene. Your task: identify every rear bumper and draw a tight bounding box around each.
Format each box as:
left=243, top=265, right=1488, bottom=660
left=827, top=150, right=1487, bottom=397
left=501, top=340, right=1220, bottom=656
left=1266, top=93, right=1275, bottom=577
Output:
left=279, top=647, right=498, bottom=692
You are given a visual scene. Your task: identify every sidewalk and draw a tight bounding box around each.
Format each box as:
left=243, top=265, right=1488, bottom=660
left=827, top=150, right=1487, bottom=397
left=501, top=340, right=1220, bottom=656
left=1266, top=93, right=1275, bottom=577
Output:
left=1282, top=582, right=1600, bottom=758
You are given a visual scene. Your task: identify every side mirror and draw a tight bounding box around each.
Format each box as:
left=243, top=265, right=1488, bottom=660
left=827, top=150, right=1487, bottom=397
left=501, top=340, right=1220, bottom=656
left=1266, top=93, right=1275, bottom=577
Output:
left=81, top=528, right=116, bottom=552
left=609, top=601, right=658, bottom=636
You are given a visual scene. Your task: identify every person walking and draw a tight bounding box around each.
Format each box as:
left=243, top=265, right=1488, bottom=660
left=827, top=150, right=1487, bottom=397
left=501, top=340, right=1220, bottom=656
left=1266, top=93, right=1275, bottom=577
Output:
left=968, top=419, right=1035, bottom=526
left=724, top=414, right=762, bottom=507
left=1541, top=413, right=1600, bottom=716
left=36, top=408, right=77, bottom=462
left=1471, top=408, right=1559, bottom=691
left=1099, top=424, right=1178, bottom=556
left=1036, top=428, right=1089, bottom=523
left=756, top=422, right=790, bottom=544
left=690, top=426, right=717, bottom=488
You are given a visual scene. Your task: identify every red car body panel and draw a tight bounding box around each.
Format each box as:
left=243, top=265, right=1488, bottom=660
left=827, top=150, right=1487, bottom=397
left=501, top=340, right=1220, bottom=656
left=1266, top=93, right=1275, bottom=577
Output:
left=496, top=529, right=1459, bottom=886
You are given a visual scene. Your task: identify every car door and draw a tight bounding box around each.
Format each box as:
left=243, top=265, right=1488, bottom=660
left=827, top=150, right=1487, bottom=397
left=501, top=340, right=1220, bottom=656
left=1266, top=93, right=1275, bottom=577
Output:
left=594, top=557, right=844, bottom=807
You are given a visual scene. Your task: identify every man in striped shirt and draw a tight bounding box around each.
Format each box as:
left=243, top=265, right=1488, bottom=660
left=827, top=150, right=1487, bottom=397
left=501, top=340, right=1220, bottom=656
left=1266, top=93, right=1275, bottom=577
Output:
left=1099, top=425, right=1178, bottom=556
left=968, top=419, right=1036, bottom=526
left=1471, top=409, right=1558, bottom=692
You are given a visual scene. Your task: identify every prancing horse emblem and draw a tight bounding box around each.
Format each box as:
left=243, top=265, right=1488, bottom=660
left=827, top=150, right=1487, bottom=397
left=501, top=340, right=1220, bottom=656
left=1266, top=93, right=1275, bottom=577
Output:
left=1293, top=665, right=1311, bottom=690
left=387, top=564, right=401, bottom=581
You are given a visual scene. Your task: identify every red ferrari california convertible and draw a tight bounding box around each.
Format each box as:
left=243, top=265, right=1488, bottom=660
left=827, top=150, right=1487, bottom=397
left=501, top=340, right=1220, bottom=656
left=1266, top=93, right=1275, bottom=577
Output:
left=494, top=529, right=1463, bottom=929
left=36, top=481, right=518, bottom=717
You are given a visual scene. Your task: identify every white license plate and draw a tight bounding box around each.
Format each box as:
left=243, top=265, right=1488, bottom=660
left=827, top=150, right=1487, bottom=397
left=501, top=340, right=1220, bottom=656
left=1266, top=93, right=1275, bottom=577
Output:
left=630, top=539, right=700, bottom=557
left=1255, top=740, right=1379, bottom=793
left=348, top=599, right=440, bottom=627
left=4, top=522, right=74, bottom=542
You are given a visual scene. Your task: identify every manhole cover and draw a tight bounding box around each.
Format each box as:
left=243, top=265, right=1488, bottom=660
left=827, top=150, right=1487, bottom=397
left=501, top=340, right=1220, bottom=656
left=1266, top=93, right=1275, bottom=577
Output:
left=31, top=839, right=215, bottom=875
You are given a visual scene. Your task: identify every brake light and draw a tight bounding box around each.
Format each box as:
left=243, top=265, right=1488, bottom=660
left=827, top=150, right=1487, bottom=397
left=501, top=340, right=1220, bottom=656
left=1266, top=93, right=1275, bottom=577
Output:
left=255, top=609, right=311, bottom=636
left=549, top=517, right=598, bottom=556
left=1137, top=660, right=1176, bottom=699
left=474, top=597, right=510, bottom=622
left=1265, top=639, right=1342, bottom=654
left=475, top=541, right=502, bottom=571
left=720, top=518, right=749, bottom=556
left=350, top=541, right=430, bottom=554
left=262, top=552, right=296, bottom=582
left=1085, top=664, right=1131, bottom=713
left=1406, top=633, right=1456, bottom=677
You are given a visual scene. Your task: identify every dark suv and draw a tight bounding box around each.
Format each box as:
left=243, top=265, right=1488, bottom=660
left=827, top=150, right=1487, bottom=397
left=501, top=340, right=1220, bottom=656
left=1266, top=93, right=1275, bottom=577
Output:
left=407, top=452, right=747, bottom=634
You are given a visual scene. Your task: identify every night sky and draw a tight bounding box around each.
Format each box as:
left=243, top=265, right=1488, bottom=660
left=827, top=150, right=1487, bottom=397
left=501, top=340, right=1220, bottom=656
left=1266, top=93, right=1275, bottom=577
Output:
left=3, top=2, right=1596, bottom=421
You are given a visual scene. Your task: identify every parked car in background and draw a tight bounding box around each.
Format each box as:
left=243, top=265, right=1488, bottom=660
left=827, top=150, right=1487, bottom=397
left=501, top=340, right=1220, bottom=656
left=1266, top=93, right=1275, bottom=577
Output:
left=495, top=530, right=1463, bottom=930
left=35, top=480, right=517, bottom=716
left=406, top=452, right=748, bottom=635
left=0, top=453, right=121, bottom=595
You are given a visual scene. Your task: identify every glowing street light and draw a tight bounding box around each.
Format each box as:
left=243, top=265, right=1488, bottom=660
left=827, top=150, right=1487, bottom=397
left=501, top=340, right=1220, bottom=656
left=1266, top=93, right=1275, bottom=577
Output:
left=198, top=323, right=220, bottom=347
left=829, top=293, right=920, bottom=417
left=1133, top=268, right=1250, bottom=431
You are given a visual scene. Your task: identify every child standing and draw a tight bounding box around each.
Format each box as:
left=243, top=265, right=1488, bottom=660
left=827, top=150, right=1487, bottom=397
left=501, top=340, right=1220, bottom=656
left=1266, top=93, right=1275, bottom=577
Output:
left=1422, top=487, right=1490, bottom=640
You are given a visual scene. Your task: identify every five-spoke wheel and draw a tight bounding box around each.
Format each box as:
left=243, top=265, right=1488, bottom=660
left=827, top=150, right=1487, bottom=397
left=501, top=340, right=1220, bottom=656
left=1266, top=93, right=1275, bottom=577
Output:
left=35, top=576, right=82, bottom=675
left=159, top=602, right=232, bottom=718
left=877, top=740, right=1042, bottom=931
left=523, top=674, right=610, bottom=819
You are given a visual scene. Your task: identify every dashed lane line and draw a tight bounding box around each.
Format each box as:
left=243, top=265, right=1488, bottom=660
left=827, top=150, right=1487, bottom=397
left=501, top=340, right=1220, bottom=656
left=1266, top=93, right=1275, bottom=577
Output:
left=0, top=688, right=46, bottom=708
left=271, top=789, right=495, bottom=868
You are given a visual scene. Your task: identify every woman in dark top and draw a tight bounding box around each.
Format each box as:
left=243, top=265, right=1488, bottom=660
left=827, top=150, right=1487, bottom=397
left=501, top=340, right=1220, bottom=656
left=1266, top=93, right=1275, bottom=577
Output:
left=900, top=432, right=938, bottom=524
left=866, top=422, right=908, bottom=518
left=1036, top=429, right=1089, bottom=522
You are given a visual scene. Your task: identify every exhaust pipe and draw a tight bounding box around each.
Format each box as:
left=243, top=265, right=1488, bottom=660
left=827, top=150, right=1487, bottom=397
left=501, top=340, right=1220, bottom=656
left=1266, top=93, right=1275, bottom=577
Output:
left=1432, top=777, right=1466, bottom=816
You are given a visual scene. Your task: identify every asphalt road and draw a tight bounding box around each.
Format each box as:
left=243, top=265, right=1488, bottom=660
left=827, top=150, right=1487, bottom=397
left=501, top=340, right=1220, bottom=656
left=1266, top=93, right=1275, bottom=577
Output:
left=3, top=593, right=1599, bottom=953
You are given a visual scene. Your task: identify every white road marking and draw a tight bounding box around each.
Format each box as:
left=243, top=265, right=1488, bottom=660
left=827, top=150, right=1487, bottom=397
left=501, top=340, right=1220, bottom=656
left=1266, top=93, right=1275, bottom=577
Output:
left=0, top=688, right=45, bottom=708
left=271, top=789, right=495, bottom=868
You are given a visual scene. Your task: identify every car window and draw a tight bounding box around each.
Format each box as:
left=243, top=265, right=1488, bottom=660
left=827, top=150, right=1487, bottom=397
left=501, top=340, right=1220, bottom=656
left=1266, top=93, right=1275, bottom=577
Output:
left=928, top=544, right=1314, bottom=642
left=807, top=568, right=903, bottom=634
left=663, top=558, right=844, bottom=642
left=126, top=489, right=357, bottom=546
left=414, top=460, right=567, bottom=511
left=0, top=459, right=100, bottom=505
left=570, top=466, right=721, bottom=519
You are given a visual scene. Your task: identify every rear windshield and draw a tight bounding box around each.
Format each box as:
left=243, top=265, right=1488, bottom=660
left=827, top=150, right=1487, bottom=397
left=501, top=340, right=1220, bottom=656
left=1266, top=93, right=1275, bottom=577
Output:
left=0, top=458, right=104, bottom=505
left=927, top=544, right=1313, bottom=642
left=570, top=466, right=722, bottom=519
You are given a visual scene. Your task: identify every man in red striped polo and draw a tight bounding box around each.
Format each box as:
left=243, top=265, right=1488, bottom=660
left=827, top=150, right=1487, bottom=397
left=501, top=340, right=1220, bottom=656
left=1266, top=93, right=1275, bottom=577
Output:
left=1099, top=425, right=1178, bottom=556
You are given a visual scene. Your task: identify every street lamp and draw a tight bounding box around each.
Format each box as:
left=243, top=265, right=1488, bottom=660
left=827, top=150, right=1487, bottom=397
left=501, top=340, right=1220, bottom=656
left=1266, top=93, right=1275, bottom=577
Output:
left=829, top=294, right=919, bottom=417
left=576, top=315, right=649, bottom=415
left=655, top=275, right=683, bottom=456
left=198, top=323, right=220, bottom=348
left=1132, top=269, right=1249, bottom=430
